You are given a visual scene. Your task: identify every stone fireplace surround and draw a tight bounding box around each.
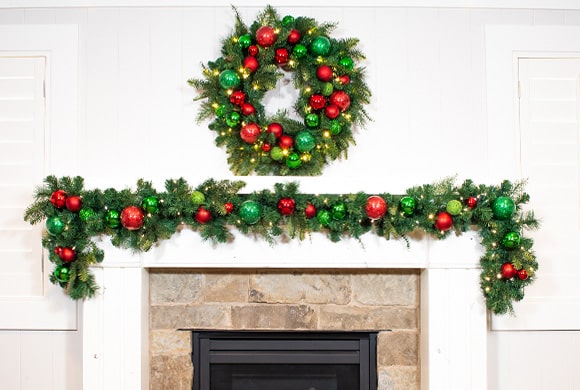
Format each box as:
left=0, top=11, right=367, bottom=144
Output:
left=82, top=229, right=488, bottom=390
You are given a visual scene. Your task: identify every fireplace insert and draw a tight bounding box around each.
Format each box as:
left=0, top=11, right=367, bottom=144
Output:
left=192, top=331, right=377, bottom=390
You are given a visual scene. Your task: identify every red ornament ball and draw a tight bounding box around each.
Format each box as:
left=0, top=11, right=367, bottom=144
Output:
left=54, top=246, right=62, bottom=255
left=195, top=206, right=213, bottom=224
left=309, top=94, right=327, bottom=110
left=316, top=65, right=333, bottom=82
left=243, top=56, right=259, bottom=73
left=279, top=135, right=293, bottom=149
left=248, top=45, right=259, bottom=56
left=255, top=26, right=277, bottom=47
left=466, top=196, right=478, bottom=209
left=241, top=103, right=256, bottom=116
left=267, top=122, right=283, bottom=138
left=274, top=48, right=289, bottom=65
left=262, top=143, right=271, bottom=152
left=121, top=206, right=145, bottom=231
left=434, top=211, right=453, bottom=231
left=305, top=203, right=317, bottom=219
left=517, top=268, right=529, bottom=280
left=277, top=197, right=296, bottom=216
left=338, top=74, right=350, bottom=85
left=365, top=196, right=388, bottom=220
left=324, top=104, right=340, bottom=119
left=224, top=202, right=234, bottom=214
left=50, top=190, right=68, bottom=209
left=287, top=29, right=301, bottom=44
left=65, top=195, right=83, bottom=212
left=329, top=90, right=351, bottom=112
left=501, top=262, right=517, bottom=279
left=59, top=247, right=77, bottom=262
left=240, top=123, right=261, bottom=144
left=230, top=90, right=246, bottom=106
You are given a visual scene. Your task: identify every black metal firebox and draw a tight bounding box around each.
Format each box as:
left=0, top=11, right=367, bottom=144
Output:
left=192, top=331, right=377, bottom=390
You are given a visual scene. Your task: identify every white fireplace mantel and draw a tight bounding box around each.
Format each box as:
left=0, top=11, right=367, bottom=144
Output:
left=81, top=229, right=488, bottom=390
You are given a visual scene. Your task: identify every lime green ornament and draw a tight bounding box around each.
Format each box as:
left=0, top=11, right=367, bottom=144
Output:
left=53, top=265, right=70, bottom=283
left=310, top=36, right=331, bottom=56
left=305, top=113, right=319, bottom=128
left=79, top=207, right=96, bottom=222
left=492, top=197, right=515, bottom=220
left=46, top=216, right=65, bottom=236
left=218, top=69, right=241, bottom=89
left=286, top=152, right=302, bottom=169
left=446, top=199, right=462, bottom=216
left=238, top=34, right=252, bottom=49
left=329, top=121, right=342, bottom=135
left=226, top=112, right=241, bottom=127
left=293, top=44, right=307, bottom=58
left=502, top=231, right=521, bottom=249
left=270, top=146, right=284, bottom=161
left=317, top=210, right=331, bottom=226
left=322, top=82, right=334, bottom=96
left=282, top=15, right=295, bottom=26
left=191, top=190, right=205, bottom=205
left=142, top=196, right=159, bottom=214
left=339, top=56, right=354, bottom=70
left=399, top=196, right=416, bottom=216
left=239, top=200, right=262, bottom=225
left=215, top=104, right=226, bottom=118
left=331, top=202, right=347, bottom=220
left=105, top=209, right=121, bottom=229
left=295, top=131, right=316, bottom=152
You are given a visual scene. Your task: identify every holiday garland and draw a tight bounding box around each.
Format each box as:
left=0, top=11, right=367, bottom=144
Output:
left=189, top=6, right=371, bottom=176
left=24, top=176, right=539, bottom=315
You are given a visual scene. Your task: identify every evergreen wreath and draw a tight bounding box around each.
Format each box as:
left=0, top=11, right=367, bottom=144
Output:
left=189, top=6, right=371, bottom=176
left=24, top=175, right=539, bottom=315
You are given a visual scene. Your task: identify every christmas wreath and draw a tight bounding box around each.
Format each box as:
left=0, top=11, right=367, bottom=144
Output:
left=24, top=176, right=539, bottom=315
left=189, top=6, right=371, bottom=176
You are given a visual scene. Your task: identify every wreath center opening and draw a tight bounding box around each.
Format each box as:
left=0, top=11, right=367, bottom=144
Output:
left=262, top=69, right=300, bottom=121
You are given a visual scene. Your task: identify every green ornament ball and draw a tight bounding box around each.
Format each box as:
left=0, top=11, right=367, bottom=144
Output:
left=282, top=15, right=295, bottom=26
left=286, top=152, right=302, bottom=169
left=317, top=210, right=331, bottom=226
left=142, top=196, right=159, bottom=214
left=310, top=36, right=331, bottom=56
left=46, top=216, right=66, bottom=236
left=239, top=200, right=262, bottom=225
left=226, top=112, right=241, bottom=127
left=305, top=113, right=319, bottom=128
left=446, top=199, right=462, bottom=216
left=218, top=69, right=241, bottom=89
left=295, top=130, right=316, bottom=152
left=79, top=207, right=96, bottom=222
left=215, top=104, right=226, bottom=118
left=293, top=44, right=307, bottom=58
left=339, top=56, right=354, bottom=70
left=322, top=82, right=334, bottom=96
left=270, top=146, right=285, bottom=161
left=105, top=209, right=121, bottom=229
left=53, top=265, right=70, bottom=283
left=329, top=121, right=342, bottom=135
left=502, top=231, right=521, bottom=249
left=492, top=196, right=515, bottom=220
left=238, top=34, right=252, bottom=49
left=399, top=196, right=416, bottom=216
left=191, top=190, right=205, bottom=205
left=331, top=202, right=347, bottom=220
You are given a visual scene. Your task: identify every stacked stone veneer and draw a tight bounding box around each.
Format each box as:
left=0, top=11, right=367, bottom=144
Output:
left=149, top=269, right=420, bottom=390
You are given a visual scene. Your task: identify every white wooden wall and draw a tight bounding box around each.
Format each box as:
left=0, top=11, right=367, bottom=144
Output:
left=2, top=3, right=580, bottom=389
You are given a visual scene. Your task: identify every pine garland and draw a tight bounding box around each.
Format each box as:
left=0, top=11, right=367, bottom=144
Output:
left=189, top=6, right=371, bottom=176
left=24, top=176, right=539, bottom=315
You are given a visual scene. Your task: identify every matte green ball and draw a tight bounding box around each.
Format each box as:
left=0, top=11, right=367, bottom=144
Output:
left=293, top=44, right=307, bottom=58
left=218, top=70, right=241, bottom=89
left=53, top=265, right=70, bottom=283
left=331, top=202, right=347, bottom=220
left=317, top=210, right=331, bottom=226
left=310, top=36, right=331, bottom=56
left=295, top=131, right=316, bottom=152
left=238, top=34, right=252, bottom=49
left=105, top=209, right=121, bottom=229
left=285, top=152, right=302, bottom=169
left=142, top=196, right=159, bottom=214
left=46, top=216, right=65, bottom=236
left=79, top=207, right=96, bottom=222
left=191, top=191, right=205, bottom=205
left=492, top=196, right=515, bottom=220
left=270, top=146, right=284, bottom=161
left=329, top=121, right=342, bottom=135
left=399, top=196, right=416, bottom=216
left=502, top=231, right=521, bottom=249
left=226, top=112, right=241, bottom=127
left=215, top=104, right=226, bottom=118
left=305, top=113, right=319, bottom=128
left=446, top=199, right=462, bottom=216
left=239, top=200, right=262, bottom=225
left=339, top=56, right=354, bottom=70
left=322, top=82, right=334, bottom=96
left=282, top=15, right=295, bottom=26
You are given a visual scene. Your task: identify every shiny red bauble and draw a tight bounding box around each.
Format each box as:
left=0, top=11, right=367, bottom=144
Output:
left=230, top=90, right=246, bottom=106
left=50, top=190, right=68, bottom=209
left=287, top=29, right=301, bottom=44
left=241, top=103, right=256, bottom=116
left=309, top=94, right=327, bottom=110
left=65, top=195, right=83, bottom=212
left=501, top=262, right=517, bottom=279
left=316, top=65, right=333, bottom=82
left=324, top=104, right=340, bottom=119
left=305, top=203, right=317, bottom=219
left=365, top=196, right=388, bottom=220
left=240, top=123, right=261, bottom=143
left=434, top=211, right=453, bottom=231
left=243, top=56, right=259, bottom=73
left=195, top=206, right=213, bottom=224
left=261, top=143, right=271, bottom=152
left=517, top=268, right=529, bottom=280
left=274, top=48, right=289, bottom=65
left=466, top=196, right=478, bottom=209
left=255, top=26, right=277, bottom=47
left=59, top=247, right=77, bottom=262
left=224, top=202, right=234, bottom=214
left=329, top=90, right=351, bottom=112
left=278, top=135, right=293, bottom=149
left=267, top=122, right=283, bottom=138
left=121, top=206, right=145, bottom=231
left=248, top=45, right=259, bottom=56
left=277, top=197, right=296, bottom=216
